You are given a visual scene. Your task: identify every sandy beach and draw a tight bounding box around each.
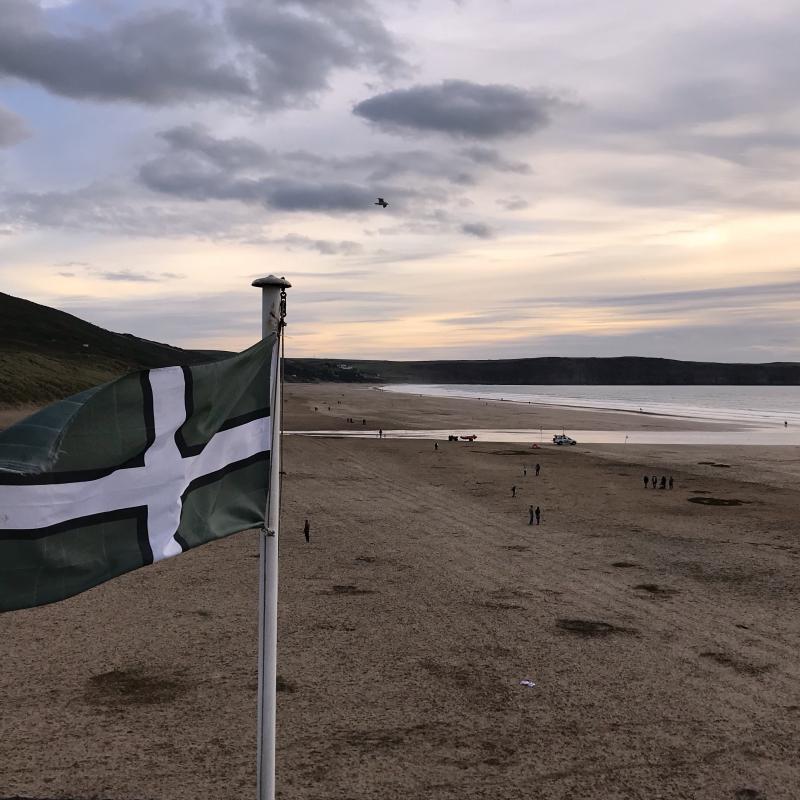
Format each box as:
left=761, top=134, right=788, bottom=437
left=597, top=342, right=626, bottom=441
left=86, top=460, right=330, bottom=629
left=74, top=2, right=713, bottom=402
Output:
left=2, top=384, right=799, bottom=799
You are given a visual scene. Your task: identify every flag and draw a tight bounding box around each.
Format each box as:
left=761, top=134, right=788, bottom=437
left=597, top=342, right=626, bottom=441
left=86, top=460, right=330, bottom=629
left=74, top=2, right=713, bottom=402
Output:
left=0, top=337, right=276, bottom=612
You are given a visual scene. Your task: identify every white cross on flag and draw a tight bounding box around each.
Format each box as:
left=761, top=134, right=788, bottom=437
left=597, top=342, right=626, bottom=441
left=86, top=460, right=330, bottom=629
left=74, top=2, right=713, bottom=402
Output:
left=0, top=337, right=275, bottom=612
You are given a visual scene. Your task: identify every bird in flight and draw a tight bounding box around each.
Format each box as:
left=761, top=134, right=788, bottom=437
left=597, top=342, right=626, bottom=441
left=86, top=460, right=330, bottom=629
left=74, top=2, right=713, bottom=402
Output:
left=374, top=197, right=388, bottom=208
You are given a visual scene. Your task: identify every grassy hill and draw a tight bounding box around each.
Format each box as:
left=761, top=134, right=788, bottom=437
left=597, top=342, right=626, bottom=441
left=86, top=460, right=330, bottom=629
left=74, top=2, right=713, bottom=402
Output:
left=285, top=356, right=800, bottom=385
left=0, top=292, right=230, bottom=405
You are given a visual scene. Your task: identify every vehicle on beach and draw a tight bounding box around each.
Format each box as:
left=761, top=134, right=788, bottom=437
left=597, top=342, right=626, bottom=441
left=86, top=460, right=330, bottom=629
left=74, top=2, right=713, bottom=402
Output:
left=552, top=434, right=577, bottom=445
left=460, top=434, right=478, bottom=441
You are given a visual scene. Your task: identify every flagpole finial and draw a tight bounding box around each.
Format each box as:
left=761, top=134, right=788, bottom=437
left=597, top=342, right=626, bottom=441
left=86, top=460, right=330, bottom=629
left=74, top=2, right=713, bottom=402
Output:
left=252, top=275, right=292, bottom=289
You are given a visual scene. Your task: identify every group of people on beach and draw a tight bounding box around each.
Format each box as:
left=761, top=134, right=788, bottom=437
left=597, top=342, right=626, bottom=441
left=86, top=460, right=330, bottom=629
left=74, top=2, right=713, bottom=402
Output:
left=511, top=464, right=543, bottom=525
left=644, top=475, right=674, bottom=490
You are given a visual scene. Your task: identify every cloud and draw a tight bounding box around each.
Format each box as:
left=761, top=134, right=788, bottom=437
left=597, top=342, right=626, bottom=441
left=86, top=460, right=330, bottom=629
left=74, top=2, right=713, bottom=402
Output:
left=159, top=125, right=270, bottom=171
left=272, top=234, right=363, bottom=255
left=140, top=158, right=375, bottom=212
left=460, top=146, right=531, bottom=174
left=461, top=221, right=494, bottom=239
left=249, top=268, right=372, bottom=278
left=96, top=270, right=162, bottom=282
left=0, top=0, right=406, bottom=109
left=156, top=125, right=492, bottom=188
left=496, top=196, right=529, bottom=211
left=0, top=105, right=30, bottom=148
left=225, top=1, right=406, bottom=108
left=353, top=80, right=563, bottom=139
left=0, top=183, right=269, bottom=239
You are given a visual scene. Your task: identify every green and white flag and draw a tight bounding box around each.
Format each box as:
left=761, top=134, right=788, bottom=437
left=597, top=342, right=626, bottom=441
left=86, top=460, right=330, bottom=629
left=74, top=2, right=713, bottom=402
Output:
left=0, top=337, right=276, bottom=612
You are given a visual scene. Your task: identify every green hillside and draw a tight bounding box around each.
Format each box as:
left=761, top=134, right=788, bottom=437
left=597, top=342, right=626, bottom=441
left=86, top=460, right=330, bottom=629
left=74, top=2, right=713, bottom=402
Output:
left=285, top=356, right=800, bottom=385
left=0, top=293, right=230, bottom=405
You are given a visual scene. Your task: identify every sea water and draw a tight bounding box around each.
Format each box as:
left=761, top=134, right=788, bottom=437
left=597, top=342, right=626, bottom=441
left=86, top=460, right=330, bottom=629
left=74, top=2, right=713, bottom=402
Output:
left=380, top=384, right=800, bottom=428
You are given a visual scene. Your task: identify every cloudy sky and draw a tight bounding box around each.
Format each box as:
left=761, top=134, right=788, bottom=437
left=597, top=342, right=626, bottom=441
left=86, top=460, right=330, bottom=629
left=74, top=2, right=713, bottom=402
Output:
left=1, top=0, right=799, bottom=361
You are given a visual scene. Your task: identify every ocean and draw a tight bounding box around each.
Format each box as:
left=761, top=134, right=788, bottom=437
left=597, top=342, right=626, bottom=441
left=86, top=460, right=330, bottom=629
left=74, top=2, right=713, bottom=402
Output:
left=380, top=384, right=800, bottom=427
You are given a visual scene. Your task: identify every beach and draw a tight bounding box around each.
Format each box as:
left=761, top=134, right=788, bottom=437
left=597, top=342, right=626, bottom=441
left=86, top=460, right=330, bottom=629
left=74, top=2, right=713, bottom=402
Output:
left=2, top=384, right=799, bottom=799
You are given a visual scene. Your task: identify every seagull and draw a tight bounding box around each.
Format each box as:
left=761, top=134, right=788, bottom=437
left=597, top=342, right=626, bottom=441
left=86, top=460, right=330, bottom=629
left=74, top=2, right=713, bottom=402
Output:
left=374, top=197, right=388, bottom=208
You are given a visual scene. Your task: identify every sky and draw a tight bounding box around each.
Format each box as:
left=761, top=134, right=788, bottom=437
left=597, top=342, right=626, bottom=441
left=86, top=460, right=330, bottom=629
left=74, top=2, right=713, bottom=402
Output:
left=1, top=0, right=799, bottom=362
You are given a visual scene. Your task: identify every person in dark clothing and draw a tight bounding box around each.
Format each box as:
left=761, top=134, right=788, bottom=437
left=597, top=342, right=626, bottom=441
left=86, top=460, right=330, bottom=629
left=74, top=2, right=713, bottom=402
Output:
left=669, top=476, right=674, bottom=489
left=303, top=519, right=310, bottom=543
left=652, top=475, right=657, bottom=489
left=378, top=428, right=383, bottom=438
left=535, top=463, right=541, bottom=477
left=660, top=476, right=666, bottom=489
left=643, top=475, right=649, bottom=488
left=528, top=505, right=534, bottom=525
left=535, top=506, right=541, bottom=525
left=434, top=441, right=439, bottom=451
left=523, top=466, right=527, bottom=477
left=511, top=485, right=517, bottom=497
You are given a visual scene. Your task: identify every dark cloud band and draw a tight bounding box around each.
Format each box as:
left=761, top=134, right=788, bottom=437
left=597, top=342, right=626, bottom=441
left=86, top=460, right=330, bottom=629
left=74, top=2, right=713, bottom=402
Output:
left=353, top=80, right=562, bottom=139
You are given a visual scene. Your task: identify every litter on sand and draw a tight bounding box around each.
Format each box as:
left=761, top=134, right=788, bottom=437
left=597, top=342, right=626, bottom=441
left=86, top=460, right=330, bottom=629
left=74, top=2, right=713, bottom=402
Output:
left=519, top=679, right=536, bottom=687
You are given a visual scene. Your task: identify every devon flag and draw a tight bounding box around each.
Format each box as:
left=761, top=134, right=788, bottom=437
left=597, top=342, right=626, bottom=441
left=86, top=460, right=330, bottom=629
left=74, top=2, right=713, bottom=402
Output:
left=0, top=337, right=275, bottom=612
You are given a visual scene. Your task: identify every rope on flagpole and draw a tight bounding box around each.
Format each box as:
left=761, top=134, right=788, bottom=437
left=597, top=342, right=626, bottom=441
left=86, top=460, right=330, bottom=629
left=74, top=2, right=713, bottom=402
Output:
left=278, top=287, right=287, bottom=527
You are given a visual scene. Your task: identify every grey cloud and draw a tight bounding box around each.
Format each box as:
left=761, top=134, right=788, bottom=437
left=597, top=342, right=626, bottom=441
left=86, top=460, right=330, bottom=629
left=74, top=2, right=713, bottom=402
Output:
left=0, top=3, right=250, bottom=105
left=494, top=277, right=800, bottom=323
left=601, top=279, right=800, bottom=312
left=88, top=266, right=186, bottom=282
left=496, top=196, right=529, bottom=211
left=140, top=152, right=405, bottom=213
left=57, top=292, right=259, bottom=345
left=0, top=0, right=406, bottom=109
left=353, top=80, right=563, bottom=139
left=274, top=234, right=363, bottom=255
left=1, top=183, right=270, bottom=240
left=96, top=270, right=161, bottom=283
left=160, top=125, right=270, bottom=171
left=158, top=126, right=481, bottom=187
left=245, top=233, right=363, bottom=254
left=460, top=146, right=531, bottom=174
left=486, top=321, right=800, bottom=363
left=57, top=271, right=75, bottom=277
left=461, top=221, right=494, bottom=239
left=226, top=1, right=406, bottom=108
left=249, top=268, right=372, bottom=278
left=0, top=105, right=29, bottom=148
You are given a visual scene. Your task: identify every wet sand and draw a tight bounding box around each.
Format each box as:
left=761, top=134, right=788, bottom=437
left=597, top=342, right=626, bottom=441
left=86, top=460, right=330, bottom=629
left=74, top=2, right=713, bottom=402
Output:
left=1, top=384, right=799, bottom=799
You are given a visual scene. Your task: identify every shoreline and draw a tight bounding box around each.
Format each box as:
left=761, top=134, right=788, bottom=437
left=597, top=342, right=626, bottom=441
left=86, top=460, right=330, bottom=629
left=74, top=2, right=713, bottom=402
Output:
left=377, top=383, right=796, bottom=427
left=283, top=383, right=735, bottom=434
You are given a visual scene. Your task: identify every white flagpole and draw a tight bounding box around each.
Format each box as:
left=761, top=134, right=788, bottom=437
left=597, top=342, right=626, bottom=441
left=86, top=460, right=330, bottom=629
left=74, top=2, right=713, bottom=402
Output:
left=252, top=275, right=291, bottom=800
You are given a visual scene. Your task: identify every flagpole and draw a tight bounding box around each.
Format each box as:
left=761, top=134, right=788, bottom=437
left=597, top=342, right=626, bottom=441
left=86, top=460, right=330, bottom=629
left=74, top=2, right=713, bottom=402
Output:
left=252, top=275, right=291, bottom=800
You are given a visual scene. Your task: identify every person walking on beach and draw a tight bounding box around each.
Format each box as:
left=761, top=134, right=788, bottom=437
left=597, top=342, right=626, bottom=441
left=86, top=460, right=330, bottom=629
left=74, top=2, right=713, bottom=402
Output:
left=652, top=474, right=657, bottom=489
left=378, top=428, right=383, bottom=439
left=660, top=476, right=667, bottom=489
left=303, top=519, right=310, bottom=543
left=511, top=485, right=517, bottom=498
left=528, top=505, right=534, bottom=525
left=434, top=441, right=439, bottom=451
left=669, top=476, right=674, bottom=489
left=535, top=463, right=540, bottom=477
left=535, top=506, right=541, bottom=525
left=523, top=466, right=527, bottom=477
left=643, top=475, right=649, bottom=488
